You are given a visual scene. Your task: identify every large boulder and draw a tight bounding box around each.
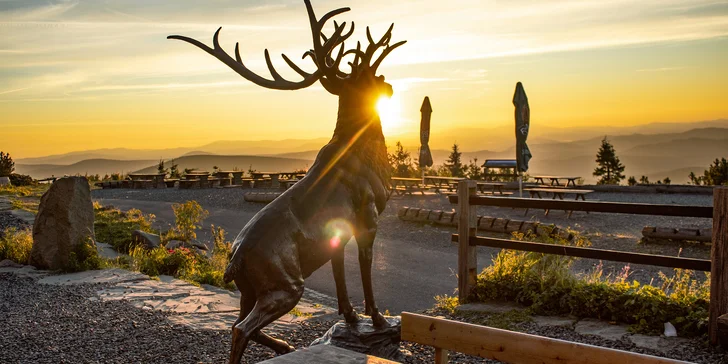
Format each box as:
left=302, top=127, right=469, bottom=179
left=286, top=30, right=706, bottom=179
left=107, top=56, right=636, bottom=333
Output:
left=132, top=230, right=161, bottom=249
left=30, top=177, right=95, bottom=270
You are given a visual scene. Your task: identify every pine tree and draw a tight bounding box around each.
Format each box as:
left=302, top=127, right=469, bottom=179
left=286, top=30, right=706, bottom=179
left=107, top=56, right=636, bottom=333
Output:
left=593, top=137, right=625, bottom=185
left=703, top=158, right=728, bottom=186
left=465, top=158, right=483, bottom=180
left=157, top=159, right=168, bottom=176
left=169, top=159, right=180, bottom=179
left=0, top=151, right=14, bottom=177
left=445, top=143, right=464, bottom=177
left=388, top=141, right=414, bottom=177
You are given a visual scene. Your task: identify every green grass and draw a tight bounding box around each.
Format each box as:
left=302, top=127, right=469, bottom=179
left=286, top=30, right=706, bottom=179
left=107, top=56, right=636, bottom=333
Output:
left=467, top=230, right=710, bottom=337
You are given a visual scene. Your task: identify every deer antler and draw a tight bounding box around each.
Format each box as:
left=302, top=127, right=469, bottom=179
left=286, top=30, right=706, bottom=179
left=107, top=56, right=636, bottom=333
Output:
left=167, top=0, right=405, bottom=94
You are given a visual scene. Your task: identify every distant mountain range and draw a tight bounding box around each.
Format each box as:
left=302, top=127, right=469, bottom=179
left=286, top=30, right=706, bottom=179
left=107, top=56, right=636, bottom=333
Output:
left=13, top=119, right=728, bottom=183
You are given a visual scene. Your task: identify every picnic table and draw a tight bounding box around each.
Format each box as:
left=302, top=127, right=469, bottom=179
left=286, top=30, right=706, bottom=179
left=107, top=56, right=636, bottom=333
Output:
left=128, top=173, right=166, bottom=189
left=524, top=187, right=594, bottom=218
left=251, top=172, right=281, bottom=188
left=390, top=177, right=425, bottom=195
left=424, top=176, right=464, bottom=193
left=532, top=175, right=580, bottom=187
left=476, top=182, right=507, bottom=195
left=180, top=172, right=210, bottom=189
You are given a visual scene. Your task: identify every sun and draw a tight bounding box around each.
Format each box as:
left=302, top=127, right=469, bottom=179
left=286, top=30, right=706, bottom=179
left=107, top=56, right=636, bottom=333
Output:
left=376, top=95, right=402, bottom=133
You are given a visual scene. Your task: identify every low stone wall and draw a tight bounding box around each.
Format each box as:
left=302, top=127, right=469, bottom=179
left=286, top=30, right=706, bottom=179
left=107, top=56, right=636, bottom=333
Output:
left=243, top=192, right=282, bottom=203
left=397, top=207, right=574, bottom=241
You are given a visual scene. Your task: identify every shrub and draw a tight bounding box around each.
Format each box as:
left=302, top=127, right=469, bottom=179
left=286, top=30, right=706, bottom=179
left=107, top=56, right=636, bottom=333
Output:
left=0, top=228, right=33, bottom=264
left=94, top=204, right=156, bottom=253
left=627, top=176, right=637, bottom=186
left=8, top=174, right=33, bottom=187
left=127, top=225, right=235, bottom=290
left=469, top=231, right=709, bottom=336
left=171, top=201, right=209, bottom=241
left=65, top=237, right=103, bottom=272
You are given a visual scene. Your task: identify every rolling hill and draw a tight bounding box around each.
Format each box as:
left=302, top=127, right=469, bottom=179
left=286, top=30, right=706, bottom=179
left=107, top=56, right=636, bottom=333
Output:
left=15, top=159, right=157, bottom=179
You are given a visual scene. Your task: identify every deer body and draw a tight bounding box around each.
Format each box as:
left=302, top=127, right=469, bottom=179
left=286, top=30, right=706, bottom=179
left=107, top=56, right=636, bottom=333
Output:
left=168, top=1, right=404, bottom=362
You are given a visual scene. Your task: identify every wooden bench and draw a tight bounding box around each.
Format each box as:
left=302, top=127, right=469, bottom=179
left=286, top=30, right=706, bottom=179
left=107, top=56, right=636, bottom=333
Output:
left=164, top=179, right=179, bottom=188
left=401, top=312, right=690, bottom=364
left=524, top=188, right=594, bottom=217
left=391, top=177, right=426, bottom=195
left=131, top=179, right=154, bottom=189
left=178, top=179, right=200, bottom=189
left=476, top=182, right=506, bottom=195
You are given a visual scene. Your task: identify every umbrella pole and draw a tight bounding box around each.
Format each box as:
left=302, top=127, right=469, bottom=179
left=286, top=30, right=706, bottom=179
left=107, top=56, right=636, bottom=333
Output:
left=519, top=172, right=523, bottom=198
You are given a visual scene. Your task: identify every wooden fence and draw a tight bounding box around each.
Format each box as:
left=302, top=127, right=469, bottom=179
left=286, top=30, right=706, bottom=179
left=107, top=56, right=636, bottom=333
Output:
left=450, top=181, right=728, bottom=346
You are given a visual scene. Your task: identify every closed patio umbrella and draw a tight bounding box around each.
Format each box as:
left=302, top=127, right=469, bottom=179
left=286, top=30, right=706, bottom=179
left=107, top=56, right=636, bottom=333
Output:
left=419, top=96, right=434, bottom=177
left=514, top=82, right=531, bottom=196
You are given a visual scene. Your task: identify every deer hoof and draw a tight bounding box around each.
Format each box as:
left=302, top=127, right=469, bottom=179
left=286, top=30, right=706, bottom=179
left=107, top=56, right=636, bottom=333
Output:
left=371, top=312, right=389, bottom=328
left=344, top=310, right=360, bottom=324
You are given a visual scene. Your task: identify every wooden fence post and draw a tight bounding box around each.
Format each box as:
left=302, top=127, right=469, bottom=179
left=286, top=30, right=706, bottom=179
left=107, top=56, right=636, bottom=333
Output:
left=710, top=187, right=728, bottom=346
left=458, top=180, right=478, bottom=302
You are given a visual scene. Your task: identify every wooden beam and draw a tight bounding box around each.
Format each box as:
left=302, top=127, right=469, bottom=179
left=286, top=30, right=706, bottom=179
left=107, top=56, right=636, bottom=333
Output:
left=401, top=312, right=692, bottom=364
left=450, top=235, right=711, bottom=271
left=457, top=180, right=478, bottom=301
left=447, top=196, right=712, bottom=218
left=710, top=187, right=728, bottom=345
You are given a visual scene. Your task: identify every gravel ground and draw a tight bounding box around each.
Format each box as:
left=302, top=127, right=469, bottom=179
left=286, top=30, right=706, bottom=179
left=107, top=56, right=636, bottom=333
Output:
left=0, top=212, right=31, bottom=237
left=0, top=273, right=332, bottom=364
left=92, top=187, right=714, bottom=285
left=2, top=273, right=724, bottom=364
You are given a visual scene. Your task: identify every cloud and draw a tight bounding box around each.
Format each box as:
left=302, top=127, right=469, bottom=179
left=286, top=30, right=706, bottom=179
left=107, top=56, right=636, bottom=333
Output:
left=636, top=67, right=685, bottom=72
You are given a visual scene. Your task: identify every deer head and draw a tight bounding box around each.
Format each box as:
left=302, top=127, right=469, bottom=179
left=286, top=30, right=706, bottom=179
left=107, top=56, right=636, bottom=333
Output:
left=168, top=0, right=405, bottom=125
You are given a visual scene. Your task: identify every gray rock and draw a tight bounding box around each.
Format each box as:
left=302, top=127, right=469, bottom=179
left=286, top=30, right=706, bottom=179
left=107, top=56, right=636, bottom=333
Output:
left=190, top=240, right=208, bottom=251
left=0, top=177, right=10, bottom=186
left=165, top=240, right=185, bottom=250
left=29, top=177, right=94, bottom=270
left=574, top=318, right=629, bottom=341
left=95, top=242, right=120, bottom=260
left=0, top=259, right=23, bottom=268
left=132, top=230, right=161, bottom=249
left=532, top=315, right=577, bottom=328
left=311, top=316, right=403, bottom=361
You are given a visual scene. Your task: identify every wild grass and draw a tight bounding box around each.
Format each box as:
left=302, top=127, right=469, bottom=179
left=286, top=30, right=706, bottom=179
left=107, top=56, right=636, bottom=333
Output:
left=93, top=202, right=157, bottom=253
left=0, top=184, right=49, bottom=198
left=0, top=228, right=33, bottom=264
left=468, top=230, right=710, bottom=336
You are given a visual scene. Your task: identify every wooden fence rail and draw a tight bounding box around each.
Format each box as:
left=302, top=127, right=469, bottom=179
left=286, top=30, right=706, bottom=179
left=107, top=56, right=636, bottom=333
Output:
left=452, top=181, right=728, bottom=346
left=450, top=235, right=711, bottom=271
left=447, top=195, right=713, bottom=217
left=402, top=312, right=692, bottom=364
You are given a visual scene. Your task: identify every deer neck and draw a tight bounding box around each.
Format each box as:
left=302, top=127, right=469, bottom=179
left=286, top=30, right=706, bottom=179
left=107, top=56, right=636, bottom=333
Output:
left=332, top=96, right=384, bottom=146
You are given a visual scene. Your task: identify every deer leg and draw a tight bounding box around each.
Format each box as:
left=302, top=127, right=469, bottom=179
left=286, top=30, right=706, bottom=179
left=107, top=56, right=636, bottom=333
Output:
left=234, top=289, right=294, bottom=356
left=356, top=230, right=388, bottom=328
left=230, top=283, right=304, bottom=364
left=332, top=246, right=359, bottom=323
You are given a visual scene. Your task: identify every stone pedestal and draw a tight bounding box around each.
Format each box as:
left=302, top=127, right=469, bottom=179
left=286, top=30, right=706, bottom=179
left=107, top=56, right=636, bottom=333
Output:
left=310, top=316, right=402, bottom=361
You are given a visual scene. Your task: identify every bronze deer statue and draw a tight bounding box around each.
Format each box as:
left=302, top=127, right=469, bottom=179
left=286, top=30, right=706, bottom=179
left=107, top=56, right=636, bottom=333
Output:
left=168, top=1, right=405, bottom=362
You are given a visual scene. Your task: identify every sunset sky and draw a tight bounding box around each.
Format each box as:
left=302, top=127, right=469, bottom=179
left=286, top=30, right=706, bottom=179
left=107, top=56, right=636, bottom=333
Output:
left=1, top=0, right=727, bottom=158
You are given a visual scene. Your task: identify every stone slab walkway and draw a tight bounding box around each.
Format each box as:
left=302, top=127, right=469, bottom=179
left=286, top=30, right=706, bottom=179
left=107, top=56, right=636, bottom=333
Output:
left=3, top=266, right=336, bottom=334
left=454, top=301, right=691, bottom=354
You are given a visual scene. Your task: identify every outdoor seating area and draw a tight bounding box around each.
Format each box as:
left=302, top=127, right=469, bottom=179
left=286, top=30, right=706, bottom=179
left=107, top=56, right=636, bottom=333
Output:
left=524, top=187, right=594, bottom=217
left=93, top=170, right=306, bottom=190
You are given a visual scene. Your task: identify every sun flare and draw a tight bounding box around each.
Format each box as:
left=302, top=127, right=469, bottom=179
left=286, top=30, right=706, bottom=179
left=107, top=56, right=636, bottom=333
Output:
left=376, top=96, right=402, bottom=133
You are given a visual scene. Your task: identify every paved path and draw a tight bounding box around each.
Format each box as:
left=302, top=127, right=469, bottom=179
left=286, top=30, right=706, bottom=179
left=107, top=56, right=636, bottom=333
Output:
left=96, top=198, right=486, bottom=314
left=1, top=266, right=335, bottom=333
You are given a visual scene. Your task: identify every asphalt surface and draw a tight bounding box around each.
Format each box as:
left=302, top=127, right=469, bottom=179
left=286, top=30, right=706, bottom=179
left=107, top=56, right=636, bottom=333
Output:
left=94, top=197, right=481, bottom=314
